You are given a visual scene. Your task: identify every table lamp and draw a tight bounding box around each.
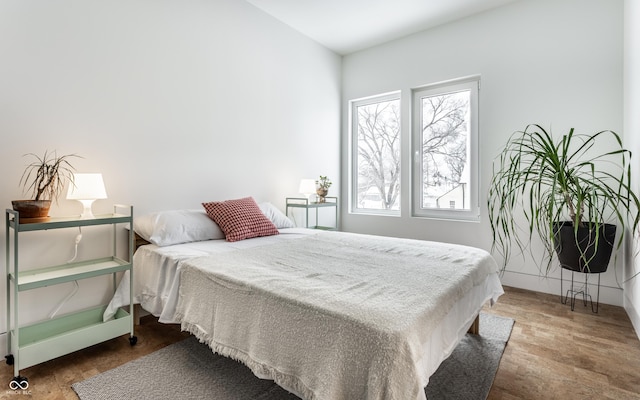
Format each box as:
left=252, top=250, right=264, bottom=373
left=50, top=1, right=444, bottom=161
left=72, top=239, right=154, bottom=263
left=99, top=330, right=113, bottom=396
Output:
left=67, top=173, right=108, bottom=218
left=299, top=179, right=317, bottom=201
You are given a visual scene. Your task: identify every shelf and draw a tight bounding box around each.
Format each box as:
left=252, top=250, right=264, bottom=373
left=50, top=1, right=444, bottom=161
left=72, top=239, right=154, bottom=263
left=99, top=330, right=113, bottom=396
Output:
left=286, top=202, right=337, bottom=209
left=5, top=205, right=135, bottom=380
left=9, top=256, right=130, bottom=291
left=10, top=306, right=131, bottom=370
left=8, top=212, right=131, bottom=232
left=311, top=226, right=335, bottom=230
left=286, top=197, right=337, bottom=209
left=285, top=197, right=338, bottom=230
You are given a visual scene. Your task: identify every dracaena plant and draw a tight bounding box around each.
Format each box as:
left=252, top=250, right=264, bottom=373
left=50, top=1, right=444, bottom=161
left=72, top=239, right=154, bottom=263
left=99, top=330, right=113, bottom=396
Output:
left=487, top=124, right=640, bottom=274
left=19, top=151, right=80, bottom=202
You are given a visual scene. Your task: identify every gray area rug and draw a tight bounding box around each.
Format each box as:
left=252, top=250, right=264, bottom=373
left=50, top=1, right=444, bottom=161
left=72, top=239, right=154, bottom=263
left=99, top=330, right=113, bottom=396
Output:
left=73, top=313, right=514, bottom=400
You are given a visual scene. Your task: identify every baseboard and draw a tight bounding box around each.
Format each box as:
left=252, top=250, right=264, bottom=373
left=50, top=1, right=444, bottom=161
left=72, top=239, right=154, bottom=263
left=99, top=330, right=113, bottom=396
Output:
left=624, top=294, right=640, bottom=341
left=500, top=270, right=623, bottom=307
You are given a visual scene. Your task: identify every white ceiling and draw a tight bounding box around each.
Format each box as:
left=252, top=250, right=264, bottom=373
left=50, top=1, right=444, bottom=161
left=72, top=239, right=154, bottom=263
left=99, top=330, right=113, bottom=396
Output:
left=246, top=0, right=519, bottom=55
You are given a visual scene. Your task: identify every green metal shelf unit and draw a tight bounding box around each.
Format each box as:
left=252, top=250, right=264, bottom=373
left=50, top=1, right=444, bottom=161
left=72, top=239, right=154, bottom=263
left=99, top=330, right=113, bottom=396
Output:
left=286, top=197, right=338, bottom=230
left=4, top=205, right=136, bottom=384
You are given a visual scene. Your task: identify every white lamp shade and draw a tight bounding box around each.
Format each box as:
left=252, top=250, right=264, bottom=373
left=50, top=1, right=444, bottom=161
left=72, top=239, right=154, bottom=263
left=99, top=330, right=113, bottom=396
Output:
left=299, top=179, right=317, bottom=196
left=67, top=173, right=107, bottom=218
left=67, top=173, right=108, bottom=200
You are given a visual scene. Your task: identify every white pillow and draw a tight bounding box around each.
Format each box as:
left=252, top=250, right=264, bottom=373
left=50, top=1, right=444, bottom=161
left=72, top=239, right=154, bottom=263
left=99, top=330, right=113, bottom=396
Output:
left=259, top=202, right=295, bottom=229
left=134, top=209, right=225, bottom=246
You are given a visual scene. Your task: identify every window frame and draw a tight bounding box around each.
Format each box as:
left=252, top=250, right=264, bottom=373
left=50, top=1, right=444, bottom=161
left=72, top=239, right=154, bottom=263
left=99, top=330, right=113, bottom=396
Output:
left=410, top=76, right=480, bottom=221
left=349, top=91, right=402, bottom=216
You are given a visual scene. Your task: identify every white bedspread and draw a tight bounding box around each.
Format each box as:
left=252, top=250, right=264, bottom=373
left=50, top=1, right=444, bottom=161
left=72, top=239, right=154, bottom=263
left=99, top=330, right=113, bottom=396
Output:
left=175, top=231, right=503, bottom=400
left=104, top=228, right=318, bottom=322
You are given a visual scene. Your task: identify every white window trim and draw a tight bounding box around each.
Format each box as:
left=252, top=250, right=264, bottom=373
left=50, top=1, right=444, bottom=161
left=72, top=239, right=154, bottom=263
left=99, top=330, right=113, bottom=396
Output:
left=349, top=91, right=401, bottom=216
left=411, top=76, right=480, bottom=222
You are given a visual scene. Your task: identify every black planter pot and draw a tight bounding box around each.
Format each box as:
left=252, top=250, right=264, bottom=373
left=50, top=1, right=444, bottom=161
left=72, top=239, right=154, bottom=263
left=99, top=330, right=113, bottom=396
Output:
left=553, top=222, right=616, bottom=273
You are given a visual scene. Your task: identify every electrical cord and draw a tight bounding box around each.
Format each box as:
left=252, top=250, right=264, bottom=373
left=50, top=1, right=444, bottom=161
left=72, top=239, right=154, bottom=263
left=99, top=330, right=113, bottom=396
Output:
left=67, top=227, right=83, bottom=263
left=48, top=281, right=79, bottom=319
left=49, top=227, right=82, bottom=319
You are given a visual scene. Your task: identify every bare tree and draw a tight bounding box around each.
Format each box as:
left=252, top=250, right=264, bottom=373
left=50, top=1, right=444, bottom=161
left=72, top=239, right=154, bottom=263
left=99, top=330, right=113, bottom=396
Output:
left=421, top=93, right=469, bottom=198
left=356, top=100, right=400, bottom=210
left=355, top=92, right=468, bottom=210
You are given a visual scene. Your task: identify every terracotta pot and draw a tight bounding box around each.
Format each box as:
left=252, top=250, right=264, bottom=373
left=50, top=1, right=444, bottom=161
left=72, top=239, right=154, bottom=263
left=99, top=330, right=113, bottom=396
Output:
left=11, top=200, right=52, bottom=220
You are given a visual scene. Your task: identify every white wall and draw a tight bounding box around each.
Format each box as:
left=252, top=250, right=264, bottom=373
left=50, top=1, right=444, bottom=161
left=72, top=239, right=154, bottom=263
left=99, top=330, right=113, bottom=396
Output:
left=623, top=0, right=640, bottom=339
left=0, top=0, right=341, bottom=336
left=341, top=0, right=625, bottom=305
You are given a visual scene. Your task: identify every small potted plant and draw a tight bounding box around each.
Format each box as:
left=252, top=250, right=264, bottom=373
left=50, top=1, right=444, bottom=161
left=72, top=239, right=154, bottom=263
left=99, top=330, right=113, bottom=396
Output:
left=12, top=151, right=80, bottom=221
left=488, top=124, right=640, bottom=275
left=315, top=175, right=332, bottom=203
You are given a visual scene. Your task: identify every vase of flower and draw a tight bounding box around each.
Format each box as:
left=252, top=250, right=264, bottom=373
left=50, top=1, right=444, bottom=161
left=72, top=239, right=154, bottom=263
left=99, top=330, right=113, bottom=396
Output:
left=315, top=175, right=332, bottom=203
left=316, top=188, right=328, bottom=202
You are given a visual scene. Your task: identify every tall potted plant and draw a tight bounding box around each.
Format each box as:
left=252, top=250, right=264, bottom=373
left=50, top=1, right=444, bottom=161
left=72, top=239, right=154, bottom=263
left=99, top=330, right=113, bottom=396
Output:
left=488, top=124, right=640, bottom=275
left=12, top=151, right=79, bottom=221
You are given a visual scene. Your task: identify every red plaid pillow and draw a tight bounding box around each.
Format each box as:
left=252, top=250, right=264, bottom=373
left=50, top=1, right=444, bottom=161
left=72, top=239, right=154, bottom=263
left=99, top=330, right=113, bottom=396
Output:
left=202, top=197, right=279, bottom=242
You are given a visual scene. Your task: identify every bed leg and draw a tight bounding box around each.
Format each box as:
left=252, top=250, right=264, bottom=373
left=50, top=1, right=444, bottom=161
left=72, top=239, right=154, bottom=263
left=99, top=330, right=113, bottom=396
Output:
left=133, top=304, right=151, bottom=325
left=134, top=304, right=142, bottom=325
left=467, top=314, right=480, bottom=335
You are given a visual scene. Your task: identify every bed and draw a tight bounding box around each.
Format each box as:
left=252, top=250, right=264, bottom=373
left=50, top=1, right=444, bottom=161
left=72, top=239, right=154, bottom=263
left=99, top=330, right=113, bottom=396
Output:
left=105, top=199, right=504, bottom=400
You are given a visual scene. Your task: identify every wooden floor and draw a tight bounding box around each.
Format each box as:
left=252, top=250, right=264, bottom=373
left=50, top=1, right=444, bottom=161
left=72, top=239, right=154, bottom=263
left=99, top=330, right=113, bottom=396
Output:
left=486, top=286, right=640, bottom=400
left=1, top=286, right=639, bottom=399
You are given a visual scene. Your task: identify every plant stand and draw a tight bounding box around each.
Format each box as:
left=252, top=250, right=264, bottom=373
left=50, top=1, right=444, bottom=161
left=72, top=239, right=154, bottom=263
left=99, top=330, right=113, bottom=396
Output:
left=560, top=267, right=601, bottom=313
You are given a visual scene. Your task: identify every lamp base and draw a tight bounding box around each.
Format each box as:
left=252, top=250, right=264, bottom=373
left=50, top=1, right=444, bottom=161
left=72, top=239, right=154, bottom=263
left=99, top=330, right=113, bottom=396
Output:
left=78, top=199, right=96, bottom=219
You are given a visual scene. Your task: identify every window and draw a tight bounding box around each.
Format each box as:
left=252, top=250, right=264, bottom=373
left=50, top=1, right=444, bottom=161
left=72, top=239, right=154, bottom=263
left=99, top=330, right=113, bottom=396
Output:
left=348, top=77, right=479, bottom=221
left=350, top=92, right=401, bottom=214
left=412, top=77, right=479, bottom=221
